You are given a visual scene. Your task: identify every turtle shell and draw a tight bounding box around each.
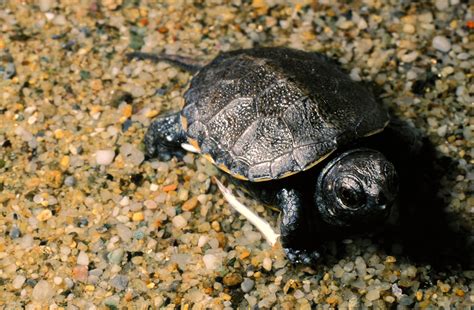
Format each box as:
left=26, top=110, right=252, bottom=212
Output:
left=180, top=47, right=389, bottom=182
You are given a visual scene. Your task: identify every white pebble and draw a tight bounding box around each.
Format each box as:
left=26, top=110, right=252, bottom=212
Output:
left=198, top=235, right=209, bottom=247
left=150, top=183, right=159, bottom=191
left=32, top=280, right=54, bottom=301
left=119, top=196, right=130, bottom=206
left=77, top=251, right=89, bottom=266
left=45, top=12, right=55, bottom=20
left=12, top=275, right=26, bottom=289
left=262, top=257, right=272, bottom=271
left=172, top=215, right=187, bottom=229
left=203, top=254, right=221, bottom=270
left=437, top=125, right=447, bottom=137
left=53, top=276, right=63, bottom=285
left=432, top=36, right=451, bottom=52
left=96, top=150, right=115, bottom=165
left=350, top=68, right=361, bottom=81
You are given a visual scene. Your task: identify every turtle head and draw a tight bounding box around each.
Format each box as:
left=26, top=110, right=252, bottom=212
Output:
left=315, top=148, right=398, bottom=227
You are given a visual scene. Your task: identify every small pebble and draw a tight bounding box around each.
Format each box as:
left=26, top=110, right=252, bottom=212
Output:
left=75, top=217, right=89, bottom=227
left=104, top=295, right=120, bottom=308
left=132, top=212, right=144, bottom=222
left=116, top=224, right=133, bottom=242
left=96, top=150, right=115, bottom=165
left=402, top=24, right=415, bottom=34
left=18, top=235, right=34, bottom=249
left=432, top=36, right=451, bottom=52
left=2, top=63, right=16, bottom=80
left=26, top=278, right=37, bottom=287
left=144, top=199, right=157, bottom=209
left=9, top=226, right=21, bottom=239
left=437, top=125, right=447, bottom=137
left=64, top=175, right=76, bottom=187
left=294, top=289, right=305, bottom=299
left=36, top=209, right=52, bottom=221
left=401, top=51, right=418, bottom=63
left=133, top=230, right=145, bottom=239
left=38, top=0, right=53, bottom=11
left=241, top=278, right=255, bottom=293
left=198, top=235, right=208, bottom=247
left=203, top=254, right=221, bottom=270
left=399, top=296, right=414, bottom=306
left=366, top=289, right=380, bottom=301
left=110, top=275, right=129, bottom=291
left=12, top=275, right=26, bottom=289
left=182, top=197, right=198, bottom=211
left=72, top=265, right=88, bottom=282
left=435, top=0, right=449, bottom=10
left=223, top=273, right=243, bottom=287
left=77, top=251, right=89, bottom=266
left=262, top=257, right=272, bottom=271
left=172, top=215, right=187, bottom=229
left=53, top=277, right=63, bottom=285
left=32, top=280, right=54, bottom=301
left=392, top=283, right=403, bottom=298
left=120, top=143, right=144, bottom=166
left=211, top=220, right=221, bottom=232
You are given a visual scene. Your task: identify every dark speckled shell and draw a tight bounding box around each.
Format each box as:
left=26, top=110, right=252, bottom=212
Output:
left=181, top=47, right=389, bottom=181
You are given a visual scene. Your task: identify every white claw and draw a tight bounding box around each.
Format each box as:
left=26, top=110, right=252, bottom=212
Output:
left=181, top=143, right=200, bottom=153
left=214, top=178, right=280, bottom=246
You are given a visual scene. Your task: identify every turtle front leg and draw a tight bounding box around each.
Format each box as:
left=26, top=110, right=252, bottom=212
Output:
left=145, top=112, right=187, bottom=160
left=276, top=188, right=321, bottom=265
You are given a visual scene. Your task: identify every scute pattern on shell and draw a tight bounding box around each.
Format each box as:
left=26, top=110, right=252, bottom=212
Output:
left=182, top=47, right=388, bottom=181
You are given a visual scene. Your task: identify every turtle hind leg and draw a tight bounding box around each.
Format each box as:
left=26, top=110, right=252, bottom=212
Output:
left=127, top=52, right=206, bottom=74
left=145, top=112, right=187, bottom=160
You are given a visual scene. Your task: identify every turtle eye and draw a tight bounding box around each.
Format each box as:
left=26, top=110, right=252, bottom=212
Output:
left=335, top=176, right=366, bottom=210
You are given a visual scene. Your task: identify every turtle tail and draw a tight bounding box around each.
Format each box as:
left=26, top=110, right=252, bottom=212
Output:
left=126, top=52, right=205, bottom=73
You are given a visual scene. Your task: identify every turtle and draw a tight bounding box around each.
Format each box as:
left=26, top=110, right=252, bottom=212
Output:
left=128, top=47, right=402, bottom=265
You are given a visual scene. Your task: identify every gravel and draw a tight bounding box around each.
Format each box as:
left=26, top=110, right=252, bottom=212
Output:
left=0, top=1, right=472, bottom=308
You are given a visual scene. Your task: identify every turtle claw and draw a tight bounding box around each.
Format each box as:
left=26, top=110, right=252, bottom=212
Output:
left=284, top=248, right=321, bottom=266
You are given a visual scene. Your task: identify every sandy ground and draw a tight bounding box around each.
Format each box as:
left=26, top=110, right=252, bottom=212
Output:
left=0, top=1, right=473, bottom=308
